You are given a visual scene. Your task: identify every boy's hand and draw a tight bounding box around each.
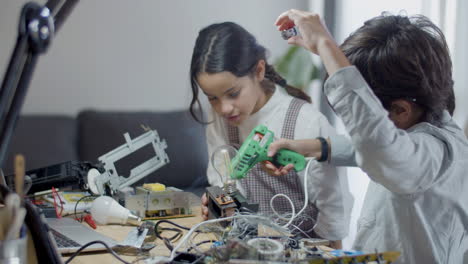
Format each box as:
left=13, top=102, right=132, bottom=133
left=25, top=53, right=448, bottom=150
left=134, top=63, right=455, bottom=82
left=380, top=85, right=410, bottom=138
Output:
left=262, top=138, right=315, bottom=176
left=268, top=138, right=322, bottom=159
left=275, top=9, right=351, bottom=75
left=275, top=9, right=334, bottom=54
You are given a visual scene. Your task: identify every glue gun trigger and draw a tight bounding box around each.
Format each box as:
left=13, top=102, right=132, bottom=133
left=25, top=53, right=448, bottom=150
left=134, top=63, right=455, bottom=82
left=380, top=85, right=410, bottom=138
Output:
left=270, top=154, right=285, bottom=169
left=264, top=160, right=282, bottom=170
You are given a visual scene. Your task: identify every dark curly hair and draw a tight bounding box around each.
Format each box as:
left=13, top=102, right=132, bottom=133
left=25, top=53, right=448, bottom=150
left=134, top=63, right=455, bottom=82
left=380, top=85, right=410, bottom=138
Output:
left=340, top=14, right=455, bottom=127
left=189, top=22, right=310, bottom=123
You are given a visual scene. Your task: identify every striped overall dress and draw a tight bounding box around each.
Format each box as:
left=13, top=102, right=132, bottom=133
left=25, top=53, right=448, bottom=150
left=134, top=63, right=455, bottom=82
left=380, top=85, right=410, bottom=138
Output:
left=226, top=98, right=319, bottom=238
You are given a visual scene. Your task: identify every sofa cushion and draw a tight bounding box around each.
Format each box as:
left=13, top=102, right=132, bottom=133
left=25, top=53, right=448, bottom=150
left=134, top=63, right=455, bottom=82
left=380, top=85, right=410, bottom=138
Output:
left=77, top=110, right=208, bottom=191
left=4, top=115, right=78, bottom=174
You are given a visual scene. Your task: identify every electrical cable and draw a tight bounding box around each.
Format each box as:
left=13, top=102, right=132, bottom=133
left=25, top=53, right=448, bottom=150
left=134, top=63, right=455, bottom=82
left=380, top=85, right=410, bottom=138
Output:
left=152, top=159, right=318, bottom=262
left=64, top=240, right=130, bottom=264
left=162, top=237, right=174, bottom=251
left=269, top=193, right=295, bottom=224
left=154, top=219, right=192, bottom=251
left=168, top=214, right=286, bottom=261
left=51, top=187, right=64, bottom=218
left=154, top=220, right=190, bottom=241
left=73, top=194, right=99, bottom=222
left=154, top=219, right=191, bottom=231
left=293, top=157, right=316, bottom=217
left=288, top=223, right=314, bottom=239
left=269, top=158, right=315, bottom=228
left=187, top=240, right=214, bottom=252
left=157, top=227, right=183, bottom=241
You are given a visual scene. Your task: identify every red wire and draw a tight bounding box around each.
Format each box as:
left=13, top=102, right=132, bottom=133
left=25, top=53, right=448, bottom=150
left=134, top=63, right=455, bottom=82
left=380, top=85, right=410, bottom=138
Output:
left=51, top=187, right=64, bottom=218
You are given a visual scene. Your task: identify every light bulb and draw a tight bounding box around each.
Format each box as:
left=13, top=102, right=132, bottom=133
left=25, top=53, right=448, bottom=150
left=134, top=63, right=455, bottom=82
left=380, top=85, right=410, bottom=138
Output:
left=90, top=196, right=141, bottom=226
left=211, top=144, right=238, bottom=193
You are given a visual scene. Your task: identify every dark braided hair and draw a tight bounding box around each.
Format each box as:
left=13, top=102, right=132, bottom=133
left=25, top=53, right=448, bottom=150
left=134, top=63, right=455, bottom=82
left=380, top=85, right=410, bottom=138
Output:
left=189, top=22, right=311, bottom=123
left=265, top=64, right=311, bottom=103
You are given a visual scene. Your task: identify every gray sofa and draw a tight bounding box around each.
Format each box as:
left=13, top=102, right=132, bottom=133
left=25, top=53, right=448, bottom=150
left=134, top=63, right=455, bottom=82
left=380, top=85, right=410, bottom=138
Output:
left=3, top=110, right=209, bottom=196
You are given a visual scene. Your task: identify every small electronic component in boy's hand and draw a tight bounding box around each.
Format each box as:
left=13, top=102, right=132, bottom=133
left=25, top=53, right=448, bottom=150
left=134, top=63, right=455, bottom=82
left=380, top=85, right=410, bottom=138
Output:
left=281, top=27, right=298, bottom=40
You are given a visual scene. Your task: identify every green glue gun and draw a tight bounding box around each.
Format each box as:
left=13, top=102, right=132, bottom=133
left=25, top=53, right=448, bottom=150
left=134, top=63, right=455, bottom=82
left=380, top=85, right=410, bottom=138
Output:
left=230, top=124, right=306, bottom=180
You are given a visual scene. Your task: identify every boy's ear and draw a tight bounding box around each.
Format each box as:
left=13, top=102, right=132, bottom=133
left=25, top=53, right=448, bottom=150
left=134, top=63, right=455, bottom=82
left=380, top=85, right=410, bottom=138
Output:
left=390, top=100, right=409, bottom=114
left=255, top=60, right=266, bottom=82
left=389, top=99, right=416, bottom=129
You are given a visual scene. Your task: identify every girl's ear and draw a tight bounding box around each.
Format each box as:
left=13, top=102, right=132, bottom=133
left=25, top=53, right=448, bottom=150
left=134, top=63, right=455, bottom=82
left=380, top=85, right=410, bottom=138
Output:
left=254, top=60, right=266, bottom=82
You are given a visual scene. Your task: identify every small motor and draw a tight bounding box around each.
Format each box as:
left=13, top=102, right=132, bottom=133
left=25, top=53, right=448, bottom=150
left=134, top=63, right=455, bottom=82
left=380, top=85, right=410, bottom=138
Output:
left=281, top=27, right=298, bottom=40
left=205, top=186, right=259, bottom=220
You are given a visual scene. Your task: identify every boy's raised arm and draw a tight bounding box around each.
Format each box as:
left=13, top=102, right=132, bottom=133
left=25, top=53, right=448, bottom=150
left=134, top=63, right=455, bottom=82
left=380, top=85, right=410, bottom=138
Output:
left=324, top=66, right=445, bottom=194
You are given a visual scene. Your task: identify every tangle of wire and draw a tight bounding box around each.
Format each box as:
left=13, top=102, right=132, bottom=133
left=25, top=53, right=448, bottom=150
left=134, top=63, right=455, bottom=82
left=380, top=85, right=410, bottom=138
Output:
left=151, top=159, right=319, bottom=262
left=269, top=158, right=316, bottom=229
left=166, top=214, right=290, bottom=261
left=171, top=157, right=319, bottom=260
left=154, top=219, right=200, bottom=251
left=148, top=212, right=314, bottom=262
left=182, top=213, right=308, bottom=261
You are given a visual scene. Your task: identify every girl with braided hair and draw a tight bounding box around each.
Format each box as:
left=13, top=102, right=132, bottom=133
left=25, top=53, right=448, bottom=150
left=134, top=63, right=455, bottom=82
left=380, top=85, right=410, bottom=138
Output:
left=189, top=22, right=352, bottom=247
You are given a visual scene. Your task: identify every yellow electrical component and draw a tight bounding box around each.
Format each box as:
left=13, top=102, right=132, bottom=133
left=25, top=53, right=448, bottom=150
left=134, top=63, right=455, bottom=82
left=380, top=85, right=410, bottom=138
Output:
left=142, top=183, right=166, bottom=192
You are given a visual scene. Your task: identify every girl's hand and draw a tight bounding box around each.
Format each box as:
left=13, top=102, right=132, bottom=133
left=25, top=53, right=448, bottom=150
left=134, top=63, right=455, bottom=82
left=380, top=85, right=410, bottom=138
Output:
left=275, top=9, right=334, bottom=55
left=201, top=193, right=209, bottom=221
left=261, top=161, right=294, bottom=177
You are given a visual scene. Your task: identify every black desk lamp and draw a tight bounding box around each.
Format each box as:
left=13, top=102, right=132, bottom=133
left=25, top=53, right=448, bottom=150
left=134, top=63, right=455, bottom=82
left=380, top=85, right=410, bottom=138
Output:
left=0, top=1, right=80, bottom=262
left=0, top=0, right=79, bottom=169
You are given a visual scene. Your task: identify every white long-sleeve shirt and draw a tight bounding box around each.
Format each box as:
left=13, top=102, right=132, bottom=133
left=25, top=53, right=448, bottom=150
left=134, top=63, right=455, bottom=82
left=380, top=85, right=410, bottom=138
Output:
left=205, top=86, right=353, bottom=240
left=324, top=66, right=468, bottom=263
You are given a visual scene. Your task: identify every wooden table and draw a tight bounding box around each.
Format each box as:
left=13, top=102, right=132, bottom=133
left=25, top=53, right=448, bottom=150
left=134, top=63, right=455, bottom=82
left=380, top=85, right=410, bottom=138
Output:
left=63, top=206, right=350, bottom=264
left=65, top=206, right=212, bottom=264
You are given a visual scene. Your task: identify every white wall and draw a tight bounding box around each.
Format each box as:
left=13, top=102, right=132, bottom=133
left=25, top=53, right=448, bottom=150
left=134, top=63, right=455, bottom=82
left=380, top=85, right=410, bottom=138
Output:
left=0, top=0, right=307, bottom=115
left=453, top=0, right=468, bottom=134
